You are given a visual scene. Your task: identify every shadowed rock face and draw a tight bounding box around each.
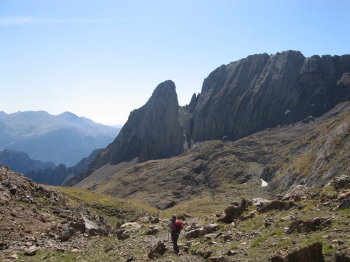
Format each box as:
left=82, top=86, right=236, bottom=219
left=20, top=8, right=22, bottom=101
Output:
left=190, top=51, right=350, bottom=141
left=84, top=80, right=185, bottom=175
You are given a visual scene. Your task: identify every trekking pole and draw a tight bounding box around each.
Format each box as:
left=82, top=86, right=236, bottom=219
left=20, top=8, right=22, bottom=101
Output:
left=167, top=230, right=170, bottom=242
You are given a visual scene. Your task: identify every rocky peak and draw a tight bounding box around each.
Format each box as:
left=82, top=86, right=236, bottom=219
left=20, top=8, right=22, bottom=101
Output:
left=148, top=80, right=177, bottom=100
left=81, top=80, right=185, bottom=178
left=191, top=51, right=350, bottom=142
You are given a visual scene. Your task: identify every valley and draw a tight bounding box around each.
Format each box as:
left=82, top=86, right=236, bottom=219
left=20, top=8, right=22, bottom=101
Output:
left=1, top=51, right=350, bottom=261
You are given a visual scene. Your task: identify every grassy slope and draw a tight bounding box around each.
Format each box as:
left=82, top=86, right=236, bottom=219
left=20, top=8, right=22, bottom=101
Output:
left=57, top=186, right=158, bottom=224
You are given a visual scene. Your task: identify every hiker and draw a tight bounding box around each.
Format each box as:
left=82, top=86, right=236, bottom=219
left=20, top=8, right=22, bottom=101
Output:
left=168, top=215, right=184, bottom=254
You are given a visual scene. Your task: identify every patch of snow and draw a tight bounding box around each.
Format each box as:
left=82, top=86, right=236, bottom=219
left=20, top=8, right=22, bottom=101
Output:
left=193, top=141, right=204, bottom=148
left=310, top=104, right=315, bottom=107
left=284, top=109, right=291, bottom=115
left=261, top=179, right=268, bottom=187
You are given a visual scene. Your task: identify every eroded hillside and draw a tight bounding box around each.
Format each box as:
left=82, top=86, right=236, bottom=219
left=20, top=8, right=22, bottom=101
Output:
left=76, top=102, right=350, bottom=211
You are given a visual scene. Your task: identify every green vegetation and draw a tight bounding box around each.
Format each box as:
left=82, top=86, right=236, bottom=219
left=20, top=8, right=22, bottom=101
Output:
left=338, top=209, right=350, bottom=215
left=250, top=236, right=266, bottom=248
left=57, top=186, right=157, bottom=224
left=18, top=250, right=80, bottom=262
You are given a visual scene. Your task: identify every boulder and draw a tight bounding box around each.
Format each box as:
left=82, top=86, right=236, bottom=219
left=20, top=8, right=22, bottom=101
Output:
left=82, top=216, right=107, bottom=236
left=227, top=250, right=237, bottom=256
left=59, top=228, right=76, bottom=241
left=69, top=220, right=85, bottom=233
left=120, top=222, right=141, bottom=232
left=287, top=217, right=332, bottom=234
left=0, top=242, right=9, bottom=250
left=24, top=246, right=37, bottom=256
left=283, top=185, right=310, bottom=201
left=269, top=242, right=324, bottom=262
left=336, top=196, right=350, bottom=210
left=331, top=175, right=350, bottom=190
left=204, top=224, right=219, bottom=234
left=258, top=200, right=295, bottom=213
left=116, top=229, right=130, bottom=240
left=185, top=228, right=205, bottom=239
left=338, top=191, right=350, bottom=201
left=145, top=226, right=160, bottom=235
left=123, top=256, right=135, bottom=262
left=252, top=198, right=271, bottom=207
left=148, top=241, right=167, bottom=259
left=150, top=217, right=160, bottom=224
left=335, top=251, right=350, bottom=262
left=218, top=199, right=248, bottom=223
left=210, top=256, right=229, bottom=262
left=185, top=223, right=218, bottom=238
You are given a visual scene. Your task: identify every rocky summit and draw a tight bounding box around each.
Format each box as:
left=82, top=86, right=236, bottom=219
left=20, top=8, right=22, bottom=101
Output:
left=77, top=51, right=350, bottom=185
left=77, top=80, right=185, bottom=183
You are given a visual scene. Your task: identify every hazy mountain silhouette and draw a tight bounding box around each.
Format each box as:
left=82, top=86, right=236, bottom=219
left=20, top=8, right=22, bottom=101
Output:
left=0, top=111, right=119, bottom=166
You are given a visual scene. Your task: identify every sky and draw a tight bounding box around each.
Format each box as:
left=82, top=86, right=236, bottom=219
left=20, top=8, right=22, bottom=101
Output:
left=0, top=0, right=349, bottom=125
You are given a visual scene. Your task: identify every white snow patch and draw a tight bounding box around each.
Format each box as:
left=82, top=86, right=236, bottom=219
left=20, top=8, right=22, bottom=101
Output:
left=261, top=179, right=268, bottom=187
left=310, top=104, right=315, bottom=107
left=284, top=109, right=291, bottom=115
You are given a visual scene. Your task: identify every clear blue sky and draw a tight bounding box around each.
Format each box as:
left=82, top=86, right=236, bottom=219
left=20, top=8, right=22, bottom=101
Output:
left=0, top=0, right=349, bottom=125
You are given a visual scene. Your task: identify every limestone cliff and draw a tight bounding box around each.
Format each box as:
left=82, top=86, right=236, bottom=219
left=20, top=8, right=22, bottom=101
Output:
left=191, top=51, right=350, bottom=141
left=82, top=80, right=185, bottom=178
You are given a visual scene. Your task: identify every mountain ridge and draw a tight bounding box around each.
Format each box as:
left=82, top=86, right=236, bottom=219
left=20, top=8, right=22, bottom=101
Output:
left=0, top=110, right=119, bottom=166
left=76, top=51, right=350, bottom=185
left=0, top=149, right=55, bottom=174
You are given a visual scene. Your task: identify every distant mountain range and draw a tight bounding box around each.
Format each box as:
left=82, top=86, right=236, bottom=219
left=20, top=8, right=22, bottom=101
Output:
left=0, top=111, right=119, bottom=166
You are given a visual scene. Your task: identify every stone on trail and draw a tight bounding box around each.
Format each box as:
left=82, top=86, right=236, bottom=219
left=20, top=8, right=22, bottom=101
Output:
left=286, top=217, right=332, bottom=234
left=24, top=246, right=37, bottom=256
left=336, top=196, right=350, bottom=210
left=269, top=242, right=324, bottom=262
left=258, top=200, right=295, bottom=213
left=148, top=241, right=167, bottom=259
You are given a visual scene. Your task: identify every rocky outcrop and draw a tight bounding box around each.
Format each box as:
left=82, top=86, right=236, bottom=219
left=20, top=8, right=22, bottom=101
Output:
left=191, top=51, right=350, bottom=142
left=184, top=223, right=219, bottom=238
left=218, top=198, right=250, bottom=223
left=331, top=174, right=350, bottom=190
left=0, top=166, right=113, bottom=257
left=286, top=217, right=332, bottom=233
left=148, top=241, right=167, bottom=259
left=270, top=242, right=324, bottom=262
left=258, top=200, right=295, bottom=213
left=81, top=80, right=185, bottom=180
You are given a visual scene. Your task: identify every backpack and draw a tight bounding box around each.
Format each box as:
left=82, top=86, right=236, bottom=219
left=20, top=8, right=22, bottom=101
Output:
left=173, top=220, right=184, bottom=232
